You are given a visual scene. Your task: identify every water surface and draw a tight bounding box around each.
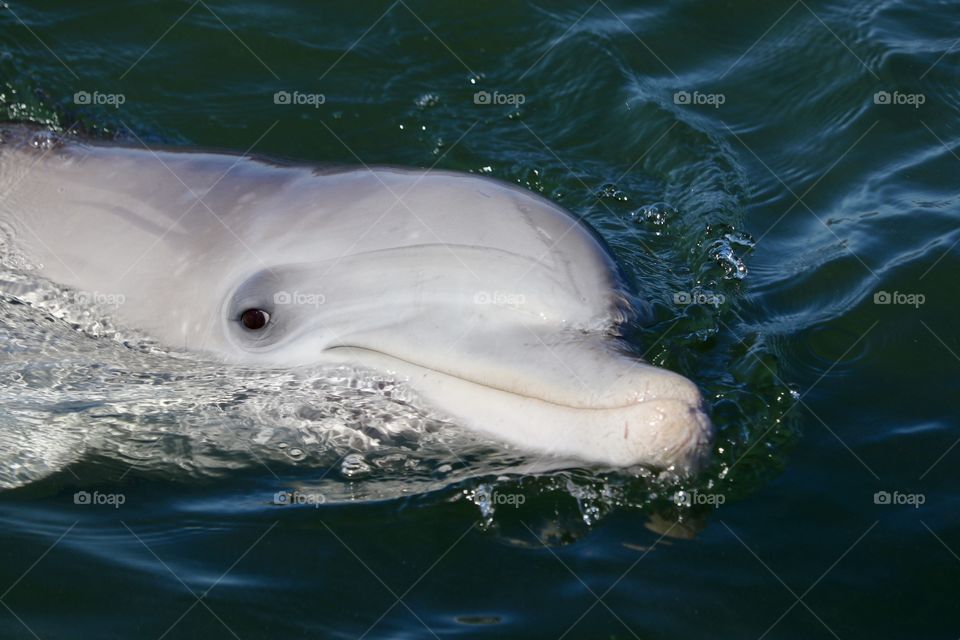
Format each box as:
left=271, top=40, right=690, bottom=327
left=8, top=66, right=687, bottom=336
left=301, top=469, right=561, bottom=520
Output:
left=1, top=1, right=958, bottom=638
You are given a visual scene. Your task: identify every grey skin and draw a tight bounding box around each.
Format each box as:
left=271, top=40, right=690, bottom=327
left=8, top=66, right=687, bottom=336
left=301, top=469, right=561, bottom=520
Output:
left=0, top=124, right=712, bottom=472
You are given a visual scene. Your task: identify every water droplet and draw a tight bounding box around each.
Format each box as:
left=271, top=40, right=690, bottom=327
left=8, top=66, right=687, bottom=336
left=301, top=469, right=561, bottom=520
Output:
left=415, top=93, right=439, bottom=108
left=707, top=230, right=754, bottom=280
left=596, top=183, right=629, bottom=202
left=340, top=453, right=371, bottom=478
left=29, top=131, right=60, bottom=151
left=633, top=202, right=677, bottom=226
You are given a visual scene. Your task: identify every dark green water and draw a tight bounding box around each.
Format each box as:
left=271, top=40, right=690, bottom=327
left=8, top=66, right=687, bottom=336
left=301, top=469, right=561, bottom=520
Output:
left=1, top=1, right=958, bottom=638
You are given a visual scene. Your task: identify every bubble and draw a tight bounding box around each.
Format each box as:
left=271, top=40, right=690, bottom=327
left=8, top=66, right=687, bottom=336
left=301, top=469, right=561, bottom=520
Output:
left=29, top=131, right=60, bottom=151
left=339, top=453, right=372, bottom=478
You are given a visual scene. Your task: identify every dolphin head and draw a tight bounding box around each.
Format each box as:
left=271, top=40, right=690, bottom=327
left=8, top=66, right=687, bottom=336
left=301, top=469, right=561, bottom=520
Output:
left=209, top=173, right=713, bottom=472
left=3, top=129, right=712, bottom=473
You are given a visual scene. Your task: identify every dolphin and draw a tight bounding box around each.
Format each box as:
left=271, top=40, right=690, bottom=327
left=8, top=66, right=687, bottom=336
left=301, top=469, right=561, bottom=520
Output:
left=0, top=123, right=712, bottom=473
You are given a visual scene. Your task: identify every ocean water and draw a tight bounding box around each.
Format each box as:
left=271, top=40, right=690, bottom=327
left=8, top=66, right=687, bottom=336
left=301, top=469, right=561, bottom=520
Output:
left=0, top=1, right=957, bottom=638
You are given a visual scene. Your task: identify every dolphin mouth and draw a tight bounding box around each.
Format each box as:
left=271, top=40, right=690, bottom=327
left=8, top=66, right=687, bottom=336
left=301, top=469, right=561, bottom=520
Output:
left=322, top=341, right=714, bottom=473
left=325, top=345, right=693, bottom=410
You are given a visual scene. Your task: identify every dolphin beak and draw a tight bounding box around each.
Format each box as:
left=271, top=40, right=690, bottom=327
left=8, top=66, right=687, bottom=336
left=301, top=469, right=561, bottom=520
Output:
left=325, top=330, right=713, bottom=473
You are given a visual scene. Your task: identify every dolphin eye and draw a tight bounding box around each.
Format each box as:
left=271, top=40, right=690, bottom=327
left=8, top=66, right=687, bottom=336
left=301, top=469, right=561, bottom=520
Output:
left=240, top=308, right=270, bottom=331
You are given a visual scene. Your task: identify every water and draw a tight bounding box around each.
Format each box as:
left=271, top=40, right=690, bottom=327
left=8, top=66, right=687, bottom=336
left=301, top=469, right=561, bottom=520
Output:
left=0, top=1, right=957, bottom=638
